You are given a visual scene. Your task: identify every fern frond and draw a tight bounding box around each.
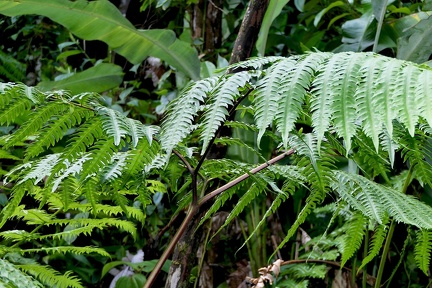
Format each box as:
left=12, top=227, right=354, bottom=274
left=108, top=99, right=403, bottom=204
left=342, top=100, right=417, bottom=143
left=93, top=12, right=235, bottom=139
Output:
left=338, top=212, right=367, bottom=267
left=398, top=126, right=432, bottom=187
left=160, top=76, right=218, bottom=154
left=275, top=278, right=309, bottom=288
left=18, top=264, right=83, bottom=288
left=0, top=50, right=26, bottom=82
left=358, top=223, right=388, bottom=271
left=5, top=103, right=70, bottom=149
left=275, top=53, right=329, bottom=148
left=122, top=138, right=160, bottom=181
left=102, top=152, right=129, bottom=182
left=82, top=177, right=100, bottom=213
left=0, top=258, right=43, bottom=288
left=284, top=263, right=327, bottom=279
left=352, top=133, right=390, bottom=179
left=25, top=108, right=94, bottom=159
left=80, top=138, right=121, bottom=181
left=0, top=185, right=27, bottom=229
left=355, top=56, right=389, bottom=149
left=52, top=154, right=91, bottom=192
left=13, top=208, right=53, bottom=225
left=216, top=181, right=267, bottom=236
left=198, top=180, right=250, bottom=227
left=200, top=71, right=252, bottom=155
left=253, top=58, right=297, bottom=144
left=333, top=170, right=432, bottom=229
left=124, top=118, right=158, bottom=147
left=97, top=107, right=129, bottom=146
left=223, top=56, right=284, bottom=71
left=275, top=189, right=326, bottom=257
left=4, top=246, right=110, bottom=257
left=238, top=181, right=296, bottom=252
left=0, top=96, right=33, bottom=126
left=288, top=133, right=334, bottom=193
left=18, top=154, right=61, bottom=185
left=416, top=69, right=432, bottom=126
left=214, top=137, right=265, bottom=161
left=59, top=117, right=104, bottom=163
left=414, top=229, right=432, bottom=275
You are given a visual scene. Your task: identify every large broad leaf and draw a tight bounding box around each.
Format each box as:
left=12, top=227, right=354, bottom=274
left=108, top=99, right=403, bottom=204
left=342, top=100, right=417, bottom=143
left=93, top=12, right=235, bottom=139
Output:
left=256, top=0, right=290, bottom=56
left=37, top=63, right=123, bottom=94
left=334, top=8, right=396, bottom=53
left=0, top=0, right=200, bottom=80
left=394, top=11, right=432, bottom=63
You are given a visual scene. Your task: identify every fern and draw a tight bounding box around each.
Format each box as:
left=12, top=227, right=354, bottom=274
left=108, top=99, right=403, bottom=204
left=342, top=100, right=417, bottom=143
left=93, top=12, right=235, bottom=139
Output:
left=253, top=57, right=297, bottom=144
left=358, top=222, right=388, bottom=271
left=283, top=263, right=327, bottom=279
left=0, top=50, right=26, bottom=82
left=159, top=76, right=218, bottom=155
left=338, top=212, right=367, bottom=267
left=414, top=229, right=432, bottom=274
left=18, top=264, right=83, bottom=288
left=25, top=108, right=94, bottom=159
left=274, top=53, right=329, bottom=148
left=200, top=71, right=252, bottom=154
left=333, top=170, right=432, bottom=229
left=0, top=258, right=43, bottom=288
left=0, top=246, right=110, bottom=257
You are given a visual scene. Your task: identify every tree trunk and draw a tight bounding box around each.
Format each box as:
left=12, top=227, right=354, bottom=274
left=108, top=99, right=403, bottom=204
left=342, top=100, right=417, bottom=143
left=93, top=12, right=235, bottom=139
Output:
left=165, top=1, right=270, bottom=287
left=229, top=0, right=270, bottom=65
left=188, top=0, right=223, bottom=62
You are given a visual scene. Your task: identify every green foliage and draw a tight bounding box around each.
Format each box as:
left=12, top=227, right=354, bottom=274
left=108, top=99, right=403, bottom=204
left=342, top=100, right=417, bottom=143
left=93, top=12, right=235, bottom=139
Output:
left=0, top=0, right=200, bottom=80
left=0, top=83, right=162, bottom=285
left=0, top=50, right=26, bottom=82
left=0, top=258, right=43, bottom=288
left=4, top=49, right=432, bottom=286
left=414, top=229, right=432, bottom=274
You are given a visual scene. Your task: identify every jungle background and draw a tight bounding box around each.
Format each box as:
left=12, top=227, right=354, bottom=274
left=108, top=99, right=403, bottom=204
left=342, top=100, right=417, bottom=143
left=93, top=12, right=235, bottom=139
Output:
left=2, top=0, right=432, bottom=287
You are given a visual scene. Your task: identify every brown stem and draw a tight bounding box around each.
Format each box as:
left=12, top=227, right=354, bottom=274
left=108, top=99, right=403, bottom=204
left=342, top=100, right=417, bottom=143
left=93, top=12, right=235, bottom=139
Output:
left=229, top=0, right=270, bottom=66
left=144, top=206, right=197, bottom=288
left=143, top=149, right=294, bottom=287
left=198, top=149, right=294, bottom=207
left=172, top=149, right=198, bottom=205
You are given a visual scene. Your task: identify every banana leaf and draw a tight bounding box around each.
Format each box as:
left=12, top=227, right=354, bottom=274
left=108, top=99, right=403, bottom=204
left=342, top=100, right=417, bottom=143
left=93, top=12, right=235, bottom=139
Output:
left=0, top=0, right=200, bottom=80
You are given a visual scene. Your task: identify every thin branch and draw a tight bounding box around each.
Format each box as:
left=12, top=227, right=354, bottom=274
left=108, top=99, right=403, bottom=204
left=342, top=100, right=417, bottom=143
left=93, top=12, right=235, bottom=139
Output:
left=198, top=149, right=294, bottom=207
left=172, top=149, right=195, bottom=175
left=144, top=206, right=197, bottom=288
left=172, top=149, right=198, bottom=204
left=144, top=149, right=295, bottom=287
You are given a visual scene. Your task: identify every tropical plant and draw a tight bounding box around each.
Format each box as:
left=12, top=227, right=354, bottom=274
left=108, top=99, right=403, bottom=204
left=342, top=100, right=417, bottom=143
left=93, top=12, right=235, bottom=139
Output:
left=2, top=50, right=432, bottom=287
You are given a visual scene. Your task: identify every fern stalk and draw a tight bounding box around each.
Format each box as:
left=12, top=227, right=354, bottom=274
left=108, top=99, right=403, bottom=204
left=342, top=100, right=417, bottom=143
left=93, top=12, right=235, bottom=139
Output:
left=143, top=149, right=295, bottom=288
left=375, top=168, right=413, bottom=288
left=362, top=229, right=369, bottom=288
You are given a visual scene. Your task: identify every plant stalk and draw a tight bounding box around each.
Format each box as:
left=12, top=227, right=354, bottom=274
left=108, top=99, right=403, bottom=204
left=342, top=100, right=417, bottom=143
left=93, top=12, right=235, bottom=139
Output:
left=144, top=206, right=197, bottom=288
left=374, top=168, right=413, bottom=288
left=143, top=149, right=294, bottom=287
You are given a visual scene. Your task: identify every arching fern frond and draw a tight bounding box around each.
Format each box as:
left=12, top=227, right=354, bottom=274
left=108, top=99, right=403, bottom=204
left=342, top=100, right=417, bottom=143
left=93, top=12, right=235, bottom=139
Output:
left=25, top=107, right=94, bottom=159
left=0, top=258, right=43, bottom=288
left=358, top=222, right=389, bottom=271
left=160, top=76, right=218, bottom=155
left=414, top=229, right=432, bottom=274
left=338, top=212, right=367, bottom=267
left=200, top=71, right=252, bottom=154
left=253, top=58, right=297, bottom=144
left=275, top=53, right=329, bottom=148
left=18, top=264, right=83, bottom=288
left=333, top=170, right=432, bottom=229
